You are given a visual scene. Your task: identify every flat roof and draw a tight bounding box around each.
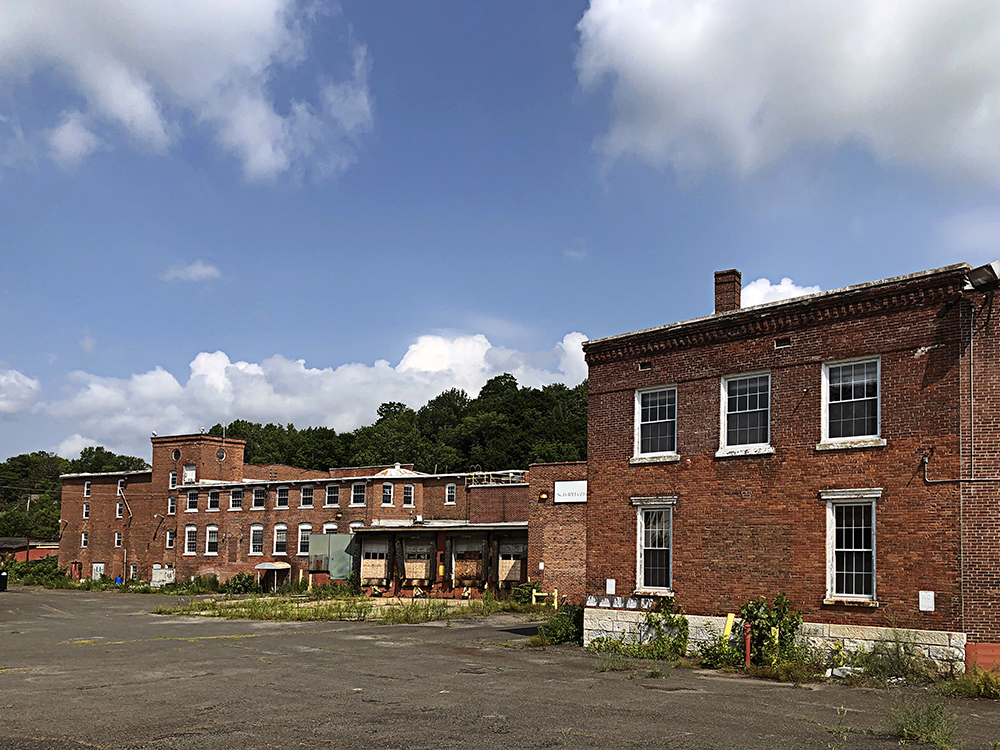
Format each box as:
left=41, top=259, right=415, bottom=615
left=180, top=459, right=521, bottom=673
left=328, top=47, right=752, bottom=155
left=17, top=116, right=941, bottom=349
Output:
left=60, top=470, right=151, bottom=479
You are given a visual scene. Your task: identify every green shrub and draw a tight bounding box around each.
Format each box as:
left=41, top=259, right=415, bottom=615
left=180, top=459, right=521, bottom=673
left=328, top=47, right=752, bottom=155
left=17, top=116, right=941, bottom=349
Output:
left=510, top=581, right=539, bottom=605
left=587, top=599, right=688, bottom=660
left=739, top=593, right=802, bottom=667
left=851, top=634, right=935, bottom=684
left=2, top=556, right=72, bottom=587
left=538, top=605, right=584, bottom=645
left=221, top=571, right=258, bottom=595
left=698, top=627, right=743, bottom=669
left=938, top=665, right=1000, bottom=699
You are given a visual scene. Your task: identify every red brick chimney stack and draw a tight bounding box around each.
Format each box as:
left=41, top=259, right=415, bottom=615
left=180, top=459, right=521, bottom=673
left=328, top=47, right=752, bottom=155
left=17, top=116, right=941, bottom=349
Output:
left=714, top=269, right=741, bottom=313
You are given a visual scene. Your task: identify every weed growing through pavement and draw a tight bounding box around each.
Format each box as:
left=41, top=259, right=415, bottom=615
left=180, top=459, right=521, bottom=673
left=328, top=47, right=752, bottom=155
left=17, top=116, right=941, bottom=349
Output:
left=885, top=692, right=958, bottom=750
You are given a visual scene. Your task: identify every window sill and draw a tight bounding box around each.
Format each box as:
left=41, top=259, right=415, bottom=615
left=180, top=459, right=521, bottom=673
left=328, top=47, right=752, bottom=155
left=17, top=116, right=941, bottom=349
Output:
left=206, top=508, right=220, bottom=512
left=815, top=438, right=886, bottom=452
left=184, top=509, right=198, bottom=513
left=629, top=453, right=680, bottom=465
left=273, top=552, right=287, bottom=557
left=205, top=552, right=218, bottom=557
left=823, top=598, right=879, bottom=608
left=228, top=507, right=242, bottom=512
left=249, top=552, right=263, bottom=557
left=298, top=506, right=314, bottom=510
left=183, top=552, right=196, bottom=556
left=165, top=547, right=174, bottom=551
left=250, top=506, right=265, bottom=511
left=381, top=504, right=394, bottom=508
left=444, top=503, right=456, bottom=506
left=167, top=512, right=175, bottom=517
left=349, top=504, right=366, bottom=508
left=715, top=445, right=775, bottom=458
left=297, top=552, right=308, bottom=557
left=275, top=506, right=289, bottom=511
left=323, top=504, right=339, bottom=509
left=635, top=588, right=674, bottom=597
left=403, top=505, right=414, bottom=509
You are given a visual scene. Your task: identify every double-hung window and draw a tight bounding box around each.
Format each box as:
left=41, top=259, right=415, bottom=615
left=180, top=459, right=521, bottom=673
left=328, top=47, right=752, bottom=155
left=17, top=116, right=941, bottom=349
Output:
left=169, top=471, right=177, bottom=490
left=382, top=483, right=394, bottom=506
left=824, top=359, right=880, bottom=442
left=325, top=485, right=339, bottom=507
left=323, top=522, right=337, bottom=534
left=351, top=483, right=366, bottom=506
left=273, top=524, right=287, bottom=555
left=84, top=481, right=91, bottom=498
left=208, top=491, right=220, bottom=510
left=167, top=496, right=176, bottom=515
left=298, top=524, right=311, bottom=555
left=720, top=373, right=771, bottom=452
left=276, top=487, right=289, bottom=508
left=116, top=501, right=124, bottom=518
left=823, top=489, right=879, bottom=602
left=249, top=525, right=263, bottom=555
left=636, top=387, right=677, bottom=457
left=206, top=526, right=219, bottom=555
left=114, top=531, right=122, bottom=548
left=81, top=532, right=88, bottom=548
left=252, top=487, right=266, bottom=509
left=117, top=479, right=125, bottom=497
left=403, top=485, right=414, bottom=507
left=635, top=499, right=674, bottom=593
left=83, top=502, right=90, bottom=519
left=165, top=530, right=175, bottom=549
left=184, top=526, right=197, bottom=555
left=229, top=489, right=243, bottom=510
left=300, top=486, right=313, bottom=508
left=445, top=484, right=456, bottom=505
left=186, top=491, right=198, bottom=512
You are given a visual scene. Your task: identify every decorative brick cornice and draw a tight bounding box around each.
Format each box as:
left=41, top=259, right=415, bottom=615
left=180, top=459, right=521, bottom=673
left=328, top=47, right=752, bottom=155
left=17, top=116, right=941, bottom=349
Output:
left=584, top=265, right=968, bottom=364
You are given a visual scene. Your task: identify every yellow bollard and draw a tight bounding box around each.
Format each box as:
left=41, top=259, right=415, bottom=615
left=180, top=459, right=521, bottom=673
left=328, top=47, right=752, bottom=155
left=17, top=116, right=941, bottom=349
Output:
left=722, top=613, right=735, bottom=639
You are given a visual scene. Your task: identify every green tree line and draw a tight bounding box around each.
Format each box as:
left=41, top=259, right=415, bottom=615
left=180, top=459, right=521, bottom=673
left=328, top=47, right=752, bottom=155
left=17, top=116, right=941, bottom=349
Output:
left=209, top=374, right=587, bottom=473
left=0, top=374, right=587, bottom=538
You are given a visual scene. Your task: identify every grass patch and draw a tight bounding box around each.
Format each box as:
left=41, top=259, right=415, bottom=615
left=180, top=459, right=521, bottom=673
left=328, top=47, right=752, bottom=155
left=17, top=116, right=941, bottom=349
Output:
left=937, top=665, right=1000, bottom=700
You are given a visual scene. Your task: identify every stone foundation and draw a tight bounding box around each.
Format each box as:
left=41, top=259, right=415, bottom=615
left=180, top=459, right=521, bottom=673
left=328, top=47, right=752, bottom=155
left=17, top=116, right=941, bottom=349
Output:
left=583, top=599, right=967, bottom=675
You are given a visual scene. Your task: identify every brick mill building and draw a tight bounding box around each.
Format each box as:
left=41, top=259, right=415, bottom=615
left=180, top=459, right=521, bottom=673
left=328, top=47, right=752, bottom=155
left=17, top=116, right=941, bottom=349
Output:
left=581, top=262, right=1000, bottom=670
left=57, top=433, right=536, bottom=596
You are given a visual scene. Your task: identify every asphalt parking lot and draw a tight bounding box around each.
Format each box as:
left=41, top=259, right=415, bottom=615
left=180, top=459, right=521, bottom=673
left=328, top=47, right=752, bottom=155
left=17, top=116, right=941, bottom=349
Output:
left=1, top=587, right=999, bottom=750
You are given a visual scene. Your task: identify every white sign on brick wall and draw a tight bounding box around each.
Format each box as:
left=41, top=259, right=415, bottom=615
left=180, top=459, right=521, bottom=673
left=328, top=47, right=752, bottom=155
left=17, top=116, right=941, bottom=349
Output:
left=554, top=480, right=587, bottom=503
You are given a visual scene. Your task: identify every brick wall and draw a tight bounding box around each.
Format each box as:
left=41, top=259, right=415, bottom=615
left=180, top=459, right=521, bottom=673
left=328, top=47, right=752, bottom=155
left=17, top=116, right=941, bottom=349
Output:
left=584, top=265, right=971, bottom=634
left=468, top=483, right=530, bottom=524
left=528, top=462, right=588, bottom=603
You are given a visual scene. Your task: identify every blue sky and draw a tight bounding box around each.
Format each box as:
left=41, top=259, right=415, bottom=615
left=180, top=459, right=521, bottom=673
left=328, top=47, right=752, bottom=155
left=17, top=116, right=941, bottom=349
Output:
left=2, top=0, right=1000, bottom=461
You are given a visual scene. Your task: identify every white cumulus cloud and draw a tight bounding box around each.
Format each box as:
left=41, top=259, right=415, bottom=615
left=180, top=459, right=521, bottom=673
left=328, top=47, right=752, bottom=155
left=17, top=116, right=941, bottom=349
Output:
left=577, top=0, right=1000, bottom=183
left=0, top=0, right=372, bottom=181
left=742, top=277, right=821, bottom=307
left=0, top=368, right=41, bottom=414
left=45, top=332, right=589, bottom=457
left=162, top=260, right=222, bottom=282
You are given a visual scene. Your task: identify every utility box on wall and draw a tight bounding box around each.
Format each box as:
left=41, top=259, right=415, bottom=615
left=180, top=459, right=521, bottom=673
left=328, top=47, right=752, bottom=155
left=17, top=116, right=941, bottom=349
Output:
left=308, top=533, right=355, bottom=579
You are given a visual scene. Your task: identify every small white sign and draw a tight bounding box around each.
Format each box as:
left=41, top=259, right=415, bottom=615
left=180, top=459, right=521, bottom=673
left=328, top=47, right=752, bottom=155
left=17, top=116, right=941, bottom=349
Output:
left=606, top=578, right=616, bottom=595
left=919, top=590, right=935, bottom=612
left=554, top=480, right=587, bottom=503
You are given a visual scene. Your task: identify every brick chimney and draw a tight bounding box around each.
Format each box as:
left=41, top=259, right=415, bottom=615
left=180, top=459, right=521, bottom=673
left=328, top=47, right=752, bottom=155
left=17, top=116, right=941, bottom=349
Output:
left=714, top=269, right=741, bottom=313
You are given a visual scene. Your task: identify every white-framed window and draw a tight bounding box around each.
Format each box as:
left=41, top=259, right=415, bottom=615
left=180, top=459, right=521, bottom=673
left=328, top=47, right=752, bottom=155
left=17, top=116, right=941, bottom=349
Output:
left=823, top=489, right=879, bottom=602
left=206, top=525, right=219, bottom=555
left=273, top=524, right=287, bottom=555
left=351, top=483, right=366, bottom=506
left=823, top=358, right=880, bottom=441
left=635, top=500, right=674, bottom=593
left=403, top=485, right=414, bottom=507
left=323, top=522, right=338, bottom=534
left=114, top=531, right=122, bottom=548
left=249, top=524, right=263, bottom=555
left=84, top=481, right=91, bottom=498
left=445, top=484, right=456, bottom=505
left=382, top=483, right=394, bottom=506
left=167, top=496, right=176, bottom=515
left=298, top=523, right=311, bottom=555
left=276, top=487, right=289, bottom=508
left=116, top=501, right=124, bottom=519
left=184, top=525, right=197, bottom=555
left=129, top=563, right=138, bottom=580
left=252, top=487, right=266, bottom=508
left=81, top=532, right=88, bottom=548
left=165, top=530, right=175, bottom=549
left=82, top=502, right=90, bottom=519
left=325, top=485, right=339, bottom=506
left=169, top=471, right=177, bottom=490
left=117, top=478, right=125, bottom=497
left=720, top=372, right=771, bottom=450
left=186, top=491, right=198, bottom=512
left=635, top=386, right=677, bottom=456
left=183, top=464, right=196, bottom=484
left=208, top=490, right=220, bottom=510
left=300, top=486, right=313, bottom=507
left=229, top=489, right=243, bottom=510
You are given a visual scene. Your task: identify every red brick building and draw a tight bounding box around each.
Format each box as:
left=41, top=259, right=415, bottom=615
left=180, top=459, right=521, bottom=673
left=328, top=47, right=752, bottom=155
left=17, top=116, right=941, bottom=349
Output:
left=58, top=434, right=531, bottom=596
left=582, top=262, right=1000, bottom=670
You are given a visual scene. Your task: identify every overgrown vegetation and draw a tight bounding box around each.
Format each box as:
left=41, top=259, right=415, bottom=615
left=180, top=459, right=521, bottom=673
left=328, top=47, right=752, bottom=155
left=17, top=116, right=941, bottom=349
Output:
left=885, top=692, right=959, bottom=750
left=529, top=605, right=584, bottom=646
left=937, top=665, right=1000, bottom=700
left=849, top=630, right=936, bottom=685
left=588, top=598, right=689, bottom=660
